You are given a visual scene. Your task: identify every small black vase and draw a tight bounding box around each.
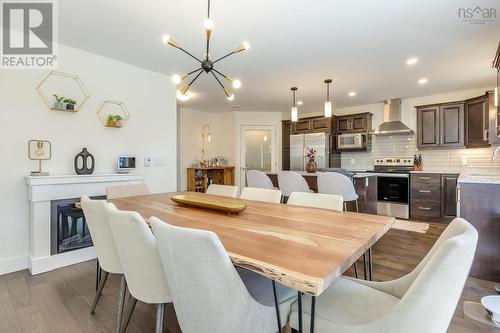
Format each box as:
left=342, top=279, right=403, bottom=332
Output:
left=74, top=148, right=95, bottom=175
left=66, top=104, right=74, bottom=110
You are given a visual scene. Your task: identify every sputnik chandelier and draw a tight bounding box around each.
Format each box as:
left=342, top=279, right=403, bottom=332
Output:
left=162, top=0, right=249, bottom=101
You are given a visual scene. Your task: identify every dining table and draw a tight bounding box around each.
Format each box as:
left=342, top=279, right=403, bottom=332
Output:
left=109, top=192, right=395, bottom=333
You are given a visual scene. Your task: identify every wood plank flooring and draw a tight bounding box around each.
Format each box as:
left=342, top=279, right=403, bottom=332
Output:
left=0, top=222, right=497, bottom=333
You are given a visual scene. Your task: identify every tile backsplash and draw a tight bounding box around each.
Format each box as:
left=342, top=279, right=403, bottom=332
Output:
left=341, top=134, right=499, bottom=171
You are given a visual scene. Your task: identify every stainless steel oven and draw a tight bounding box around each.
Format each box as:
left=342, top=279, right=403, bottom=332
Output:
left=373, top=157, right=413, bottom=219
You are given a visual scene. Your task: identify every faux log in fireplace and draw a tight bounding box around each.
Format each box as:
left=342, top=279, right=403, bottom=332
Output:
left=50, top=196, right=105, bottom=255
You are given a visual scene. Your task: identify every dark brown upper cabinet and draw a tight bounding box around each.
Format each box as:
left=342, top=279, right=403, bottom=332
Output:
left=465, top=95, right=490, bottom=148
left=335, top=113, right=372, bottom=134
left=291, top=116, right=333, bottom=135
left=417, top=102, right=464, bottom=149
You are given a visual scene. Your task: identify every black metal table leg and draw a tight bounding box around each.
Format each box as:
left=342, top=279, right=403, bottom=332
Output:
left=362, top=253, right=368, bottom=280
left=297, top=292, right=303, bottom=333
left=272, top=280, right=282, bottom=333
left=368, top=247, right=373, bottom=281
left=95, top=259, right=100, bottom=291
left=310, top=296, right=316, bottom=333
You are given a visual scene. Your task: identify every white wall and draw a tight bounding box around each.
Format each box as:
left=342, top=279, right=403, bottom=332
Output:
left=179, top=108, right=235, bottom=190
left=0, top=44, right=177, bottom=274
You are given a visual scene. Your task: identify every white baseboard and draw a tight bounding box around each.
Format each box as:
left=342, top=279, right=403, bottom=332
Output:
left=29, top=246, right=97, bottom=275
left=0, top=255, right=29, bottom=275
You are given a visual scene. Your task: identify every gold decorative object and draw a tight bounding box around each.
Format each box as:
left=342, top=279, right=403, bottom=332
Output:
left=35, top=71, right=90, bottom=112
left=96, top=100, right=130, bottom=128
left=28, top=140, right=51, bottom=176
left=171, top=193, right=247, bottom=214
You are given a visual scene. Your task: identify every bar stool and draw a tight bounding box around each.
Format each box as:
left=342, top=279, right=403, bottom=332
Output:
left=277, top=171, right=311, bottom=202
left=246, top=170, right=275, bottom=189
left=317, top=172, right=372, bottom=281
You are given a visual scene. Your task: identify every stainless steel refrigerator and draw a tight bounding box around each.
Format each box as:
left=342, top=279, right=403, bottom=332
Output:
left=290, top=133, right=330, bottom=171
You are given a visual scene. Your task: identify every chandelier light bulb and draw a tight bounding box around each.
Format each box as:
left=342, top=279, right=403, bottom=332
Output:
left=231, top=79, right=241, bottom=89
left=234, top=41, right=250, bottom=53
left=242, top=41, right=250, bottom=50
left=162, top=34, right=180, bottom=48
left=204, top=18, right=214, bottom=30
left=171, top=74, right=182, bottom=85
left=226, top=93, right=235, bottom=101
left=176, top=91, right=192, bottom=101
left=162, top=35, right=170, bottom=44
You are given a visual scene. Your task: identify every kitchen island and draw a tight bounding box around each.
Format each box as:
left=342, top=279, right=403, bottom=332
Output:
left=457, top=168, right=500, bottom=282
left=266, top=171, right=378, bottom=214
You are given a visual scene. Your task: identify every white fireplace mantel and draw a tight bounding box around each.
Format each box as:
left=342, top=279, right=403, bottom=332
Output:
left=26, top=173, right=144, bottom=275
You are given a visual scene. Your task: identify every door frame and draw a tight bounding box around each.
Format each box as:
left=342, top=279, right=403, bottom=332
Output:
left=239, top=125, right=277, bottom=188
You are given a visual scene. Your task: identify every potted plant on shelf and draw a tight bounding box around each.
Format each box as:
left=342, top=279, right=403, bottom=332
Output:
left=53, top=94, right=65, bottom=109
left=305, top=147, right=317, bottom=173
left=107, top=115, right=115, bottom=127
left=63, top=98, right=77, bottom=110
left=114, top=115, right=124, bottom=127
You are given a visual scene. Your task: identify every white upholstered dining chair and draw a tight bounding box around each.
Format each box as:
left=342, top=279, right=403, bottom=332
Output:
left=206, top=184, right=239, bottom=198
left=81, top=196, right=124, bottom=333
left=106, top=183, right=150, bottom=199
left=246, top=170, right=275, bottom=189
left=107, top=209, right=173, bottom=333
left=288, top=218, right=478, bottom=333
left=287, top=192, right=343, bottom=212
left=240, top=187, right=282, bottom=204
left=277, top=171, right=311, bottom=197
left=286, top=192, right=360, bottom=279
left=317, top=172, right=358, bottom=211
left=150, top=217, right=296, bottom=333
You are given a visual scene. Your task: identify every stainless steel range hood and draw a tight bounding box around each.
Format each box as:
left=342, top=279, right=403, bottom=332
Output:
left=371, top=99, right=414, bottom=135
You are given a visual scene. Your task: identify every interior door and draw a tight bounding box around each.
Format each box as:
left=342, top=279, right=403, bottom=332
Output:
left=240, top=126, right=276, bottom=187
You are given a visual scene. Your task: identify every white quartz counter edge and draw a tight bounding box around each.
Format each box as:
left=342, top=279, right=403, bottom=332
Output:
left=265, top=171, right=378, bottom=178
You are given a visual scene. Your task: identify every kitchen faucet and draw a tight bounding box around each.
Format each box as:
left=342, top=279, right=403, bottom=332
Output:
left=493, top=146, right=500, bottom=161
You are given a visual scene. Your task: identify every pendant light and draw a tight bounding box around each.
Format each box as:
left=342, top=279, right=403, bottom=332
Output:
left=324, top=79, right=333, bottom=118
left=290, top=87, right=298, bottom=122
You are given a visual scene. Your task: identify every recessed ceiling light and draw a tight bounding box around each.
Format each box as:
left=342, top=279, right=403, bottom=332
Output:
left=297, top=101, right=303, bottom=105
left=348, top=91, right=356, bottom=97
left=418, top=78, right=428, bottom=85
left=406, top=57, right=418, bottom=66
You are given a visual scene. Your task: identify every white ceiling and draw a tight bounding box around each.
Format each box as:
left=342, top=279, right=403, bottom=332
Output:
left=59, top=0, right=499, bottom=113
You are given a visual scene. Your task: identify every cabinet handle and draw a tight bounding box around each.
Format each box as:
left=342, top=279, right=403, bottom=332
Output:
left=440, top=134, right=443, bottom=144
left=419, top=190, right=431, bottom=193
left=483, top=129, right=488, bottom=141
left=419, top=206, right=431, bottom=210
left=419, top=177, right=431, bottom=180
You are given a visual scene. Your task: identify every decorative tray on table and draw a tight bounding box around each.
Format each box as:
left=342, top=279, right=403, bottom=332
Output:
left=170, top=193, right=247, bottom=214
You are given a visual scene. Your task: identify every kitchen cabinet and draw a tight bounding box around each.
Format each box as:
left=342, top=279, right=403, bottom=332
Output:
left=292, top=116, right=332, bottom=134
left=492, top=42, right=500, bottom=144
left=465, top=95, right=490, bottom=148
left=416, top=103, right=464, bottom=149
left=282, top=120, right=291, bottom=171
left=410, top=173, right=458, bottom=223
left=336, top=113, right=372, bottom=134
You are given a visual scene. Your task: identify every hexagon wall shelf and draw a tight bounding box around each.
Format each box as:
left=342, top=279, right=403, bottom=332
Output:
left=96, top=100, right=130, bottom=128
left=36, top=71, right=90, bottom=112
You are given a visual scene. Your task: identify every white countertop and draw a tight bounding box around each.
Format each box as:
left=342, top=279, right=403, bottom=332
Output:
left=267, top=171, right=377, bottom=178
left=458, top=167, right=500, bottom=185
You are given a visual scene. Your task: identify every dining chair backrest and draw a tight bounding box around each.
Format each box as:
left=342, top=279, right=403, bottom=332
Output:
left=287, top=192, right=343, bottom=212
left=107, top=209, right=171, bottom=304
left=246, top=170, right=274, bottom=189
left=150, top=217, right=276, bottom=333
left=81, top=196, right=122, bottom=274
left=277, top=171, right=310, bottom=197
left=240, top=187, right=282, bottom=204
left=206, top=184, right=239, bottom=198
left=106, top=184, right=150, bottom=199
left=317, top=172, right=358, bottom=202
left=369, top=218, right=478, bottom=333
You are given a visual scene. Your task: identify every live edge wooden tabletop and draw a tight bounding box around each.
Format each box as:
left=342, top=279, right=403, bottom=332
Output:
left=109, top=192, right=395, bottom=296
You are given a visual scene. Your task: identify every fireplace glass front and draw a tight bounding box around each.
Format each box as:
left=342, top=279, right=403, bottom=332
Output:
left=50, top=196, right=105, bottom=254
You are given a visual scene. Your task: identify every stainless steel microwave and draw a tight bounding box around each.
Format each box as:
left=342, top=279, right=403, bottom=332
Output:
left=337, top=133, right=366, bottom=149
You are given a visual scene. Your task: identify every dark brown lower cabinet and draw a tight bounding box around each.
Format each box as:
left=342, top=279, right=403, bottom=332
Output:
left=410, top=173, right=458, bottom=223
left=459, top=182, right=500, bottom=281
